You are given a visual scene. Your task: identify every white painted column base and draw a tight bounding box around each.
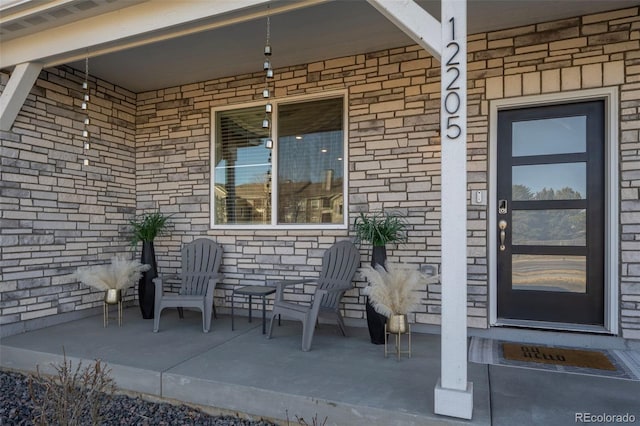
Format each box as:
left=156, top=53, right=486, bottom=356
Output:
left=434, top=379, right=473, bottom=420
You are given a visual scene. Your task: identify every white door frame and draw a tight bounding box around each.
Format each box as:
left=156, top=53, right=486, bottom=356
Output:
left=488, top=87, right=619, bottom=334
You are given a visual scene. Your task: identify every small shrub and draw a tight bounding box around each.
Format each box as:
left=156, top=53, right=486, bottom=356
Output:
left=28, top=353, right=115, bottom=426
left=285, top=410, right=328, bottom=426
left=296, top=413, right=328, bottom=426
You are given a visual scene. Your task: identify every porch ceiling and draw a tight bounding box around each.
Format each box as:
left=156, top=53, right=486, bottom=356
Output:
left=2, top=0, right=638, bottom=93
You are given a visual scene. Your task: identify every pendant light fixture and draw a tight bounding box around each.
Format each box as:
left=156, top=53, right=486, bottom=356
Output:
left=262, top=11, right=274, bottom=150
left=81, top=55, right=90, bottom=166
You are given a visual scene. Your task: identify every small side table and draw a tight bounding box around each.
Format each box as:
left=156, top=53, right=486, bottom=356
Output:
left=231, top=285, right=276, bottom=334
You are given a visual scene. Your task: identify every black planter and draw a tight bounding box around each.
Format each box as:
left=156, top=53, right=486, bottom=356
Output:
left=138, top=241, right=158, bottom=319
left=371, top=245, right=387, bottom=269
left=366, top=245, right=388, bottom=345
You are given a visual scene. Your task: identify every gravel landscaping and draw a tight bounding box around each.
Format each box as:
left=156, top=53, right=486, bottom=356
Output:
left=0, top=369, right=279, bottom=426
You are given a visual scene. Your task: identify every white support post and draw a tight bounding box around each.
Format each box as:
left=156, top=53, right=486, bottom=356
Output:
left=434, top=0, right=473, bottom=420
left=368, top=0, right=473, bottom=418
left=0, top=62, right=42, bottom=131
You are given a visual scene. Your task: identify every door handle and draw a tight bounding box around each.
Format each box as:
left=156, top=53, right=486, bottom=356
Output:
left=498, top=220, right=508, bottom=251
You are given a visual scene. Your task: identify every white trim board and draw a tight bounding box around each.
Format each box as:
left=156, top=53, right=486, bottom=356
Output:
left=488, top=87, right=620, bottom=335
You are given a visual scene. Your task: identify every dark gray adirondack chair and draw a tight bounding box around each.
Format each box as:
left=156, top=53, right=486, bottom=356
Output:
left=153, top=238, right=224, bottom=333
left=267, top=240, right=359, bottom=351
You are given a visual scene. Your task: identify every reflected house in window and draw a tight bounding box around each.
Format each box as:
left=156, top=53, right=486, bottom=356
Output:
left=213, top=96, right=344, bottom=226
left=277, top=97, right=344, bottom=225
left=235, top=182, right=271, bottom=222
left=214, top=183, right=270, bottom=224
left=279, top=169, right=344, bottom=224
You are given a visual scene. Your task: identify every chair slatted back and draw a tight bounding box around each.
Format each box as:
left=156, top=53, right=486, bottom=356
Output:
left=317, top=241, right=359, bottom=309
left=180, top=239, right=223, bottom=296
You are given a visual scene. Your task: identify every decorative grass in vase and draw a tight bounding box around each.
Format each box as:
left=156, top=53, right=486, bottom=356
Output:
left=127, top=210, right=171, bottom=319
left=361, top=262, right=433, bottom=318
left=129, top=211, right=171, bottom=246
left=353, top=211, right=408, bottom=248
left=74, top=257, right=150, bottom=292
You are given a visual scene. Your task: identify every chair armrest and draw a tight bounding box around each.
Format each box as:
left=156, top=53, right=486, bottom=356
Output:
left=154, top=274, right=179, bottom=293
left=152, top=276, right=162, bottom=286
left=152, top=277, right=163, bottom=304
left=318, top=284, right=352, bottom=295
left=152, top=274, right=184, bottom=296
left=161, top=274, right=180, bottom=282
left=205, top=274, right=224, bottom=300
left=209, top=273, right=225, bottom=283
left=274, top=279, right=316, bottom=301
left=311, top=285, right=353, bottom=315
left=313, top=284, right=352, bottom=301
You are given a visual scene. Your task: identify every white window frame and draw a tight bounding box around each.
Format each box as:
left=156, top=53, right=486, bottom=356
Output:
left=210, top=90, right=349, bottom=230
left=488, top=87, right=619, bottom=335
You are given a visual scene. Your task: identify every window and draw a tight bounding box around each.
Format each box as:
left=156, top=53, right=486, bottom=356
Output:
left=212, top=95, right=346, bottom=227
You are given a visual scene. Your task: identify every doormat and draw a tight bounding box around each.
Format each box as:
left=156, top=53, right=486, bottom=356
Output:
left=469, top=337, right=640, bottom=381
left=502, top=342, right=615, bottom=370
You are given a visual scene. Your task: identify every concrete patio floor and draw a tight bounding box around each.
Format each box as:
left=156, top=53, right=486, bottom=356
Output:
left=1, top=308, right=638, bottom=426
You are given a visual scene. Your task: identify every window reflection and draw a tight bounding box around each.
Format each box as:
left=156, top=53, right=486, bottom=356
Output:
left=512, top=116, right=586, bottom=157
left=213, top=97, right=345, bottom=226
left=513, top=210, right=586, bottom=246
left=278, top=98, right=344, bottom=224
left=512, top=163, right=586, bottom=200
left=512, top=255, right=586, bottom=293
left=214, top=106, right=271, bottom=225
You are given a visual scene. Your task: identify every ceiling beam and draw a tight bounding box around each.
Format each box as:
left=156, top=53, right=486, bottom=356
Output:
left=0, top=0, right=327, bottom=70
left=366, top=0, right=442, bottom=60
left=0, top=62, right=43, bottom=131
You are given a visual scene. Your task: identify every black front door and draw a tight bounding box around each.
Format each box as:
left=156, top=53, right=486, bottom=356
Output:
left=497, top=101, right=605, bottom=326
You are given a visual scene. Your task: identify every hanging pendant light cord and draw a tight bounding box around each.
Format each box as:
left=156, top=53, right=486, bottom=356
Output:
left=82, top=53, right=90, bottom=166
left=262, top=6, right=274, bottom=149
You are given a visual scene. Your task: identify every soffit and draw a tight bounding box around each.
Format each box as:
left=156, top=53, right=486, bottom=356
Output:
left=2, top=0, right=637, bottom=92
left=0, top=0, right=147, bottom=41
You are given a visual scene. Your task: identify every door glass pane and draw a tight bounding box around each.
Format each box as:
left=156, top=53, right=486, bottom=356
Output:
left=512, top=163, right=585, bottom=200
left=512, top=209, right=586, bottom=246
left=512, top=255, right=586, bottom=293
left=214, top=106, right=271, bottom=225
left=512, top=116, right=586, bottom=157
left=278, top=98, right=344, bottom=224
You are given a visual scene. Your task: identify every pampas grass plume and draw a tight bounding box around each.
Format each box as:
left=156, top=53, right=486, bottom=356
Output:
left=361, top=262, right=433, bottom=317
left=74, top=257, right=151, bottom=291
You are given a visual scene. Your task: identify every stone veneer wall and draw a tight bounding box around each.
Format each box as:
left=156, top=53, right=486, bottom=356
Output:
left=1, top=7, right=639, bottom=339
left=136, top=7, right=640, bottom=338
left=0, top=66, right=137, bottom=336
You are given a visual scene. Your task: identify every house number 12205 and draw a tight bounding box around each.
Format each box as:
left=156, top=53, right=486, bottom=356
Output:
left=444, top=17, right=461, bottom=140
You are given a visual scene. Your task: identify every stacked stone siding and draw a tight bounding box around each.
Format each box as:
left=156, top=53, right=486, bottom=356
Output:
left=0, top=66, right=136, bottom=336
left=1, top=6, right=639, bottom=339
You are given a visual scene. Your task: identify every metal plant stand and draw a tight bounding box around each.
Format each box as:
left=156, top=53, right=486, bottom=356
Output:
left=384, top=322, right=411, bottom=360
left=103, top=289, right=123, bottom=327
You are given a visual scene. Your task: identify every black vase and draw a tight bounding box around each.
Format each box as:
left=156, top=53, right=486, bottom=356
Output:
left=138, top=241, right=158, bottom=319
left=371, top=245, right=387, bottom=268
left=366, top=245, right=388, bottom=345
